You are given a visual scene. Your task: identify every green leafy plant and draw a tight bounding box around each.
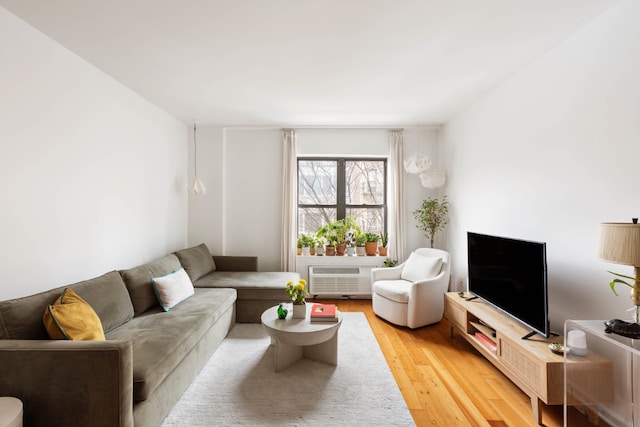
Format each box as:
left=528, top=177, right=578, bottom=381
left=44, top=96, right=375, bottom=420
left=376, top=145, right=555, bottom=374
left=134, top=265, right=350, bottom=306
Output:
left=298, top=233, right=315, bottom=247
left=413, top=196, right=449, bottom=248
left=384, top=258, right=398, bottom=267
left=607, top=271, right=640, bottom=296
left=286, top=279, right=309, bottom=304
left=364, top=232, right=379, bottom=243
left=380, top=232, right=389, bottom=247
left=354, top=232, right=367, bottom=246
left=316, top=216, right=361, bottom=247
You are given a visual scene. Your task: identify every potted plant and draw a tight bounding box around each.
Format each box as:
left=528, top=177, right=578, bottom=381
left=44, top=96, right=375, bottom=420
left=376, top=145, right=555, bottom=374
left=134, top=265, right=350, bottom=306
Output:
left=332, top=218, right=349, bottom=256
left=285, top=279, right=309, bottom=318
left=378, top=232, right=389, bottom=257
left=315, top=237, right=325, bottom=256
left=413, top=196, right=449, bottom=248
left=354, top=232, right=367, bottom=256
left=364, top=232, right=379, bottom=256
left=298, top=233, right=314, bottom=256
left=316, top=223, right=337, bottom=256
left=296, top=236, right=303, bottom=255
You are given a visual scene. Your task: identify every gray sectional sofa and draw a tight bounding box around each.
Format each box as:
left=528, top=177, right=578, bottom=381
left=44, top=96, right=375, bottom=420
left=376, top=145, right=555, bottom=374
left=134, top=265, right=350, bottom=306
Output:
left=0, top=243, right=299, bottom=426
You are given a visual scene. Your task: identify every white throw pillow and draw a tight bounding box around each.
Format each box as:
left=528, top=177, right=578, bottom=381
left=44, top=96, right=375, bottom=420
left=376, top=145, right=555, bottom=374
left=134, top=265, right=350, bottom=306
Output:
left=400, top=252, right=443, bottom=283
left=152, top=268, right=195, bottom=311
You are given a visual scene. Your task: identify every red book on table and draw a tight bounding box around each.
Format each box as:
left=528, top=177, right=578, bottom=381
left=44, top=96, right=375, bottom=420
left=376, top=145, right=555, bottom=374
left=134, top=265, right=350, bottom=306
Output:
left=310, top=304, right=338, bottom=322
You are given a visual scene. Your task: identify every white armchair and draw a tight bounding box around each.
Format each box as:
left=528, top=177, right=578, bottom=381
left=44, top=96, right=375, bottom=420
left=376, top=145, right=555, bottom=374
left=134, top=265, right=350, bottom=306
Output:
left=371, top=248, right=451, bottom=329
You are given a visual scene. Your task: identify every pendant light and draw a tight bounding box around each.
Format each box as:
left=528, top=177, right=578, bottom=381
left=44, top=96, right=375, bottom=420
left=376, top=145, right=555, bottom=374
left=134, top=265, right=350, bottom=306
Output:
left=189, top=121, right=207, bottom=195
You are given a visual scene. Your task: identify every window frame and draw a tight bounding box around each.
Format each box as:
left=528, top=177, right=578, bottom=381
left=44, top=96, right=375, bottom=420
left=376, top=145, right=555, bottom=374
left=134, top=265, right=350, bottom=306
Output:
left=297, top=157, right=388, bottom=235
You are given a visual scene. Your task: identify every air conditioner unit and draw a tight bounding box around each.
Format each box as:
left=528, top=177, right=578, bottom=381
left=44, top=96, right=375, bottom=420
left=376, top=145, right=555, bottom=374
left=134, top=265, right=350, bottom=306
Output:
left=308, top=266, right=373, bottom=296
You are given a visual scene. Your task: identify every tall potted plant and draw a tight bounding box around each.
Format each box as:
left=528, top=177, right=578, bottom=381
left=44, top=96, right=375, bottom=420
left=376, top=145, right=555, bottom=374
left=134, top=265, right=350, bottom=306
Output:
left=413, top=196, right=449, bottom=248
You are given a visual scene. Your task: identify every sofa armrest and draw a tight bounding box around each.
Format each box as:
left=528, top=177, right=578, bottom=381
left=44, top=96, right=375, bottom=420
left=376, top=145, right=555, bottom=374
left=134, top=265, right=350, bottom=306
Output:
left=0, top=340, right=133, bottom=427
left=213, top=255, right=258, bottom=272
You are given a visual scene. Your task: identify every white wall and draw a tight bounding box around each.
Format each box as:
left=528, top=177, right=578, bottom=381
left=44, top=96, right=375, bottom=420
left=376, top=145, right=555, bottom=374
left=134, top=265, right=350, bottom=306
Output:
left=0, top=8, right=188, bottom=300
left=188, top=126, right=442, bottom=271
left=442, top=0, right=640, bottom=331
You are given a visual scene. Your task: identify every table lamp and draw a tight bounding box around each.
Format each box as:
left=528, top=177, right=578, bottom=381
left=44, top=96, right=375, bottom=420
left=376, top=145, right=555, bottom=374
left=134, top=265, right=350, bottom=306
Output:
left=598, top=220, right=640, bottom=322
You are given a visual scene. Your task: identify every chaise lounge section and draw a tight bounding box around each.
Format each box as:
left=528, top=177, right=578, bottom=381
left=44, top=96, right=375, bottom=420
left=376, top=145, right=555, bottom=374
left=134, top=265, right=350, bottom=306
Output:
left=0, top=243, right=298, bottom=426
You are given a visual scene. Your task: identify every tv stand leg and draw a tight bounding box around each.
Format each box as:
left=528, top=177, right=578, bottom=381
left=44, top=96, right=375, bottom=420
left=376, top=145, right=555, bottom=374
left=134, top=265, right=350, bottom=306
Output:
left=530, top=395, right=542, bottom=425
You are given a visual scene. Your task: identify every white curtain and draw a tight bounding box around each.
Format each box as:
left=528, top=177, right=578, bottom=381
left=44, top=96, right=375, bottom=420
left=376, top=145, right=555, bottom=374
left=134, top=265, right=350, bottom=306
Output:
left=281, top=129, right=298, bottom=272
left=388, top=130, right=405, bottom=263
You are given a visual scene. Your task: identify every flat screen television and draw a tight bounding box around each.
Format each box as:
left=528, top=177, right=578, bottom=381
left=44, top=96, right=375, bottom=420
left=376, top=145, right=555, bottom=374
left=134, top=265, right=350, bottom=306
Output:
left=467, top=232, right=550, bottom=339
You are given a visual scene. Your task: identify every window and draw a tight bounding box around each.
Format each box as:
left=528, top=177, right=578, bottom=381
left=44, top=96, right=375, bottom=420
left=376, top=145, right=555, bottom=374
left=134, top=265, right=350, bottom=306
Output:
left=297, top=158, right=386, bottom=236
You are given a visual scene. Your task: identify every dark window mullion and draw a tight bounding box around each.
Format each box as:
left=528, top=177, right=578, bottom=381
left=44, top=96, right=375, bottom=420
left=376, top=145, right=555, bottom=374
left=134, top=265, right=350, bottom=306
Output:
left=336, top=159, right=346, bottom=220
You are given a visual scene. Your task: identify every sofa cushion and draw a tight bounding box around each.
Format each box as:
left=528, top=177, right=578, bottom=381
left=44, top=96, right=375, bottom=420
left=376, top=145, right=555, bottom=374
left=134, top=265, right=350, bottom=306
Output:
left=400, top=252, right=443, bottom=283
left=0, top=271, right=133, bottom=339
left=174, top=243, right=216, bottom=282
left=372, top=279, right=412, bottom=304
left=105, top=287, right=237, bottom=402
left=43, top=288, right=106, bottom=340
left=152, top=268, right=195, bottom=311
left=193, top=271, right=296, bottom=295
left=120, top=254, right=182, bottom=314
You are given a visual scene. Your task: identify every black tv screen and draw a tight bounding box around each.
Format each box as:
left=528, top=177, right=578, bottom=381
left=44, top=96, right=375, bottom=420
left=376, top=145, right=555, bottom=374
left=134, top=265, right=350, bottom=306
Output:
left=467, top=232, right=549, bottom=338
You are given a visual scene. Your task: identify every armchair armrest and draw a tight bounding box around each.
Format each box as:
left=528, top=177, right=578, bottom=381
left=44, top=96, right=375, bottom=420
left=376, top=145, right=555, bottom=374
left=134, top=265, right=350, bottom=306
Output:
left=0, top=339, right=133, bottom=427
left=371, top=264, right=405, bottom=282
left=212, top=255, right=258, bottom=271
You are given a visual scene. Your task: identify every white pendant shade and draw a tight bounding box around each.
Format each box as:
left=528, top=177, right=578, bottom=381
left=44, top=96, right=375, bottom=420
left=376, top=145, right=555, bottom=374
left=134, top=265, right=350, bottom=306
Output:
left=403, top=154, right=431, bottom=174
left=190, top=121, right=206, bottom=195
left=189, top=176, right=207, bottom=195
left=419, top=170, right=446, bottom=189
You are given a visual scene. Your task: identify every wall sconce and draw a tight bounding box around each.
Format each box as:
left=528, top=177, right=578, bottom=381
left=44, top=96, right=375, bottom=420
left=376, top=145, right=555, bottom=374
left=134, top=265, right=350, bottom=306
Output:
left=189, top=122, right=206, bottom=195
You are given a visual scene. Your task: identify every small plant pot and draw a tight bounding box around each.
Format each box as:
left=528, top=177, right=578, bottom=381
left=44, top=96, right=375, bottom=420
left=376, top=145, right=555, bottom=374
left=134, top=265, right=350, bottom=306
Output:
left=356, top=246, right=366, bottom=256
left=325, top=245, right=336, bottom=256
left=378, top=246, right=388, bottom=257
left=346, top=246, right=355, bottom=256
left=292, top=303, right=306, bottom=319
left=302, top=246, right=311, bottom=256
left=315, top=246, right=325, bottom=256
left=365, top=242, right=378, bottom=256
left=336, top=243, right=347, bottom=256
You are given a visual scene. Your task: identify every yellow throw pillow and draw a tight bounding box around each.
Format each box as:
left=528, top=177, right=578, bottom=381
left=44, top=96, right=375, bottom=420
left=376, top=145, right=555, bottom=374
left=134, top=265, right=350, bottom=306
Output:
left=43, top=288, right=106, bottom=340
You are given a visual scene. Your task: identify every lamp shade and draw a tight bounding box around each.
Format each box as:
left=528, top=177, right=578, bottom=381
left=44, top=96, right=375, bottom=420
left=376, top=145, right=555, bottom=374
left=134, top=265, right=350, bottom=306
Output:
left=598, top=223, right=640, bottom=266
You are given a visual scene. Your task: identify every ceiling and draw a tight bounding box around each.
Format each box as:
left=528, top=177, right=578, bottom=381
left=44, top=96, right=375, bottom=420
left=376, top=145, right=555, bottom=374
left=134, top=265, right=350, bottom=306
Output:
left=1, top=0, right=620, bottom=126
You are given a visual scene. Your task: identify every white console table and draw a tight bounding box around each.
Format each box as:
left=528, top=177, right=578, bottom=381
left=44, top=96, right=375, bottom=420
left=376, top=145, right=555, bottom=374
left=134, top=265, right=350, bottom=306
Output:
left=564, top=320, right=633, bottom=426
left=295, top=255, right=386, bottom=298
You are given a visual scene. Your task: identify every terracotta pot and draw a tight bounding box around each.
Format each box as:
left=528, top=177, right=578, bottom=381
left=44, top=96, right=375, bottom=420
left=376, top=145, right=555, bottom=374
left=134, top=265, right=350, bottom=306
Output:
left=325, top=245, right=336, bottom=256
left=310, top=247, right=316, bottom=256
left=336, top=243, right=347, bottom=256
left=297, top=247, right=302, bottom=255
left=378, top=246, right=388, bottom=257
left=365, top=242, right=378, bottom=256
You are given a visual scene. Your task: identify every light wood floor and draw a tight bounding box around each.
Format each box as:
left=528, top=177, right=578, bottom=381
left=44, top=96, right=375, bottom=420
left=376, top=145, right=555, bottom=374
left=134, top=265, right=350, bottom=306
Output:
left=314, top=299, right=597, bottom=427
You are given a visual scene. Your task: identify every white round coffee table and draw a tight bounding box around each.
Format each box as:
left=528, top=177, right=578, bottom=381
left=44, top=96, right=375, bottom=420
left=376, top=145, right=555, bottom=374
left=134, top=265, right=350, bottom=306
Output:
left=261, top=304, right=343, bottom=372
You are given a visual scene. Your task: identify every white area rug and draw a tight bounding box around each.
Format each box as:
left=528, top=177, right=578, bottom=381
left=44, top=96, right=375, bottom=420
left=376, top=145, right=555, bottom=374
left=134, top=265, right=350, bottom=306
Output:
left=161, top=312, right=414, bottom=426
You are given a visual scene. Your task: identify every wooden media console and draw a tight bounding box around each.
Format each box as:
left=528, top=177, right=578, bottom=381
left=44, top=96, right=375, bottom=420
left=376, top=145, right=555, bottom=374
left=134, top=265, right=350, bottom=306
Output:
left=444, top=292, right=612, bottom=425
